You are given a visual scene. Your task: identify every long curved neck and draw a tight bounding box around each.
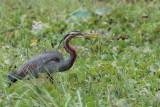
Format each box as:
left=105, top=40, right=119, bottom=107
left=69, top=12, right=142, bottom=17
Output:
left=64, top=36, right=77, bottom=68
left=58, top=36, right=77, bottom=71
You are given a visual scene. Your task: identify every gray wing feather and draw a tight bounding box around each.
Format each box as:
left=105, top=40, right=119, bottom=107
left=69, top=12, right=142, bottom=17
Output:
left=16, top=51, right=64, bottom=78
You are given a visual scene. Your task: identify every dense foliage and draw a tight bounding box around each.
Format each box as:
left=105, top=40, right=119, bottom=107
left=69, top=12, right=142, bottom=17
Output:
left=0, top=0, right=160, bottom=106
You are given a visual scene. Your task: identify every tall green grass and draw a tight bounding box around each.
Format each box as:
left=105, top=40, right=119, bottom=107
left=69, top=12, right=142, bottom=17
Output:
left=0, top=0, right=160, bottom=106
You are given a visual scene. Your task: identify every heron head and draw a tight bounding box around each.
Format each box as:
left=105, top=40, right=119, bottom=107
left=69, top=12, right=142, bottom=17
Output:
left=58, top=31, right=100, bottom=48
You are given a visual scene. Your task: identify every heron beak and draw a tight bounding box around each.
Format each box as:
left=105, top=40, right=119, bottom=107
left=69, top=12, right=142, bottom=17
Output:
left=82, top=33, right=100, bottom=38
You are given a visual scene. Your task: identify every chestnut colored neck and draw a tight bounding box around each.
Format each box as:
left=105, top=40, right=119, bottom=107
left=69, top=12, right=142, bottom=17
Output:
left=64, top=36, right=77, bottom=69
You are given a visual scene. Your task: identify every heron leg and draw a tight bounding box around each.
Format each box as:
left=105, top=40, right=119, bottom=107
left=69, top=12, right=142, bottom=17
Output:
left=47, top=75, right=54, bottom=84
left=49, top=76, right=54, bottom=84
left=8, top=82, right=12, bottom=87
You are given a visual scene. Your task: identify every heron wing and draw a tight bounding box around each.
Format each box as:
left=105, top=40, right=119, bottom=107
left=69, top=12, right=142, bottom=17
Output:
left=17, top=61, right=39, bottom=76
left=16, top=51, right=63, bottom=78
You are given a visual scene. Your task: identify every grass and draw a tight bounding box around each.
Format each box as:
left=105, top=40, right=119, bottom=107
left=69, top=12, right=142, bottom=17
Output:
left=0, top=0, right=160, bottom=106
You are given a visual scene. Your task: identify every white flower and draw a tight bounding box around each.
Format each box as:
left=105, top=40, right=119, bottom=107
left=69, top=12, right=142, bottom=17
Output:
left=31, top=21, right=50, bottom=34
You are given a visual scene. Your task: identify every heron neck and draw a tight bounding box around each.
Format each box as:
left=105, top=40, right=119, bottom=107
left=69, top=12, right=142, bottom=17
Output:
left=64, top=36, right=77, bottom=69
left=58, top=36, right=77, bottom=71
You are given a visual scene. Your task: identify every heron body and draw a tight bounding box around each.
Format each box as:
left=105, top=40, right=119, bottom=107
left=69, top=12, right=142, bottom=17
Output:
left=8, top=31, right=99, bottom=86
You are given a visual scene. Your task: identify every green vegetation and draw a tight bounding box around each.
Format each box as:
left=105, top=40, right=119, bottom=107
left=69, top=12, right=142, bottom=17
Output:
left=0, top=0, right=160, bottom=106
